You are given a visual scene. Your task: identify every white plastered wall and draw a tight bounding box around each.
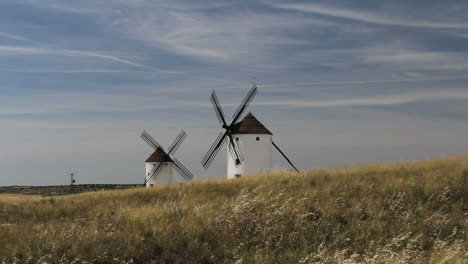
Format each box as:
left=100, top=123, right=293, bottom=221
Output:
left=227, top=134, right=273, bottom=179
left=145, top=162, right=173, bottom=186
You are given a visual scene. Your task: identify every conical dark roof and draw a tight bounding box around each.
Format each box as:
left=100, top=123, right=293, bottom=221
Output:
left=145, top=148, right=172, bottom=162
left=232, top=112, right=273, bottom=135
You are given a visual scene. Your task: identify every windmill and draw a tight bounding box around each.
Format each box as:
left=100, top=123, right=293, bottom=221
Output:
left=201, top=85, right=299, bottom=178
left=140, top=130, right=194, bottom=187
left=69, top=172, right=76, bottom=186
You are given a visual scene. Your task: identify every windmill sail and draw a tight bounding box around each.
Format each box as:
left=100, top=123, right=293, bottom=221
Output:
left=272, top=141, right=299, bottom=173
left=226, top=134, right=244, bottom=164
left=167, top=130, right=187, bottom=155
left=211, top=91, right=228, bottom=126
left=141, top=131, right=164, bottom=151
left=202, top=131, right=227, bottom=169
left=232, top=85, right=257, bottom=123
left=171, top=158, right=194, bottom=181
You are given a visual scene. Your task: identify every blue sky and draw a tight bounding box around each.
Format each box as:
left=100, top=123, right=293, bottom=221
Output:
left=1, top=0, right=468, bottom=185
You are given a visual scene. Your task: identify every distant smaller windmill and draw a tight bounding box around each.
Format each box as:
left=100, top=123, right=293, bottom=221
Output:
left=140, top=130, right=194, bottom=187
left=69, top=172, right=76, bottom=186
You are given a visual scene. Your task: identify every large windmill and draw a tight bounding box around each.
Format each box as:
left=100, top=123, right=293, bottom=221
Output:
left=201, top=85, right=299, bottom=178
left=140, top=130, right=194, bottom=186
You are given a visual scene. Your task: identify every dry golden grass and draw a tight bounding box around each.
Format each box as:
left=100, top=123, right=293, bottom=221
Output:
left=0, top=194, right=41, bottom=205
left=0, top=156, right=467, bottom=263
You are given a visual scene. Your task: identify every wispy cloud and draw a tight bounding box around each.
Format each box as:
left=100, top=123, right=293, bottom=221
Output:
left=13, top=0, right=116, bottom=15
left=259, top=77, right=468, bottom=87
left=0, top=68, right=139, bottom=73
left=0, top=32, right=35, bottom=43
left=0, top=89, right=204, bottom=116
left=1, top=0, right=468, bottom=185
left=62, top=50, right=159, bottom=71
left=119, top=8, right=331, bottom=64
left=253, top=90, right=468, bottom=108
left=365, top=46, right=468, bottom=71
left=0, top=45, right=177, bottom=73
left=272, top=3, right=468, bottom=29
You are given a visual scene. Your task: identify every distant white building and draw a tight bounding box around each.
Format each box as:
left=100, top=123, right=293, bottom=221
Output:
left=145, top=148, right=173, bottom=186
left=227, top=112, right=273, bottom=178
left=141, top=130, right=194, bottom=187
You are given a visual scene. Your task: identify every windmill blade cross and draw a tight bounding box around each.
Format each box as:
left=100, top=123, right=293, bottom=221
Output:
left=145, top=161, right=165, bottom=185
left=272, top=141, right=299, bottom=172
left=201, top=131, right=225, bottom=165
left=202, top=85, right=258, bottom=170
left=171, top=158, right=194, bottom=181
left=167, top=130, right=187, bottom=155
left=231, top=85, right=258, bottom=125
left=210, top=90, right=228, bottom=127
left=141, top=131, right=165, bottom=151
left=201, top=131, right=227, bottom=169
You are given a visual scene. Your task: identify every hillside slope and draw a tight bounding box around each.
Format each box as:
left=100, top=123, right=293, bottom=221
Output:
left=0, top=156, right=466, bottom=263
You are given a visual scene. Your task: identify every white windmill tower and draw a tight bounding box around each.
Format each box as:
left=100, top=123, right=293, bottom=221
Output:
left=201, top=85, right=299, bottom=178
left=140, top=130, right=194, bottom=187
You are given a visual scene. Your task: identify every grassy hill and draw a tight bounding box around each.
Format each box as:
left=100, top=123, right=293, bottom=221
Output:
left=0, top=156, right=466, bottom=263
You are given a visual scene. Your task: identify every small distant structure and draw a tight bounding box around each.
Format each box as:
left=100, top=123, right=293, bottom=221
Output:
left=69, top=172, right=76, bottom=186
left=201, top=85, right=299, bottom=178
left=140, top=130, right=194, bottom=187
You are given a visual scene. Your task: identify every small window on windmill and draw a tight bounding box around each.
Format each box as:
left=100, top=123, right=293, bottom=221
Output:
left=256, top=137, right=260, bottom=141
left=235, top=174, right=241, bottom=178
left=153, top=163, right=156, bottom=166
left=236, top=137, right=239, bottom=141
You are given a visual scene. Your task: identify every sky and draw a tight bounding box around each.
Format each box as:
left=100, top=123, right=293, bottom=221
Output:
left=1, top=0, right=468, bottom=186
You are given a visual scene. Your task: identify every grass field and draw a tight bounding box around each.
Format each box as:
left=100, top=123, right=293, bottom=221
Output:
left=0, top=156, right=466, bottom=263
left=0, top=184, right=141, bottom=197
left=0, top=193, right=41, bottom=205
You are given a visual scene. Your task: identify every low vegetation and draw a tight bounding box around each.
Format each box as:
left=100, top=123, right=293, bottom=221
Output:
left=0, top=156, right=466, bottom=263
left=0, top=184, right=141, bottom=197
